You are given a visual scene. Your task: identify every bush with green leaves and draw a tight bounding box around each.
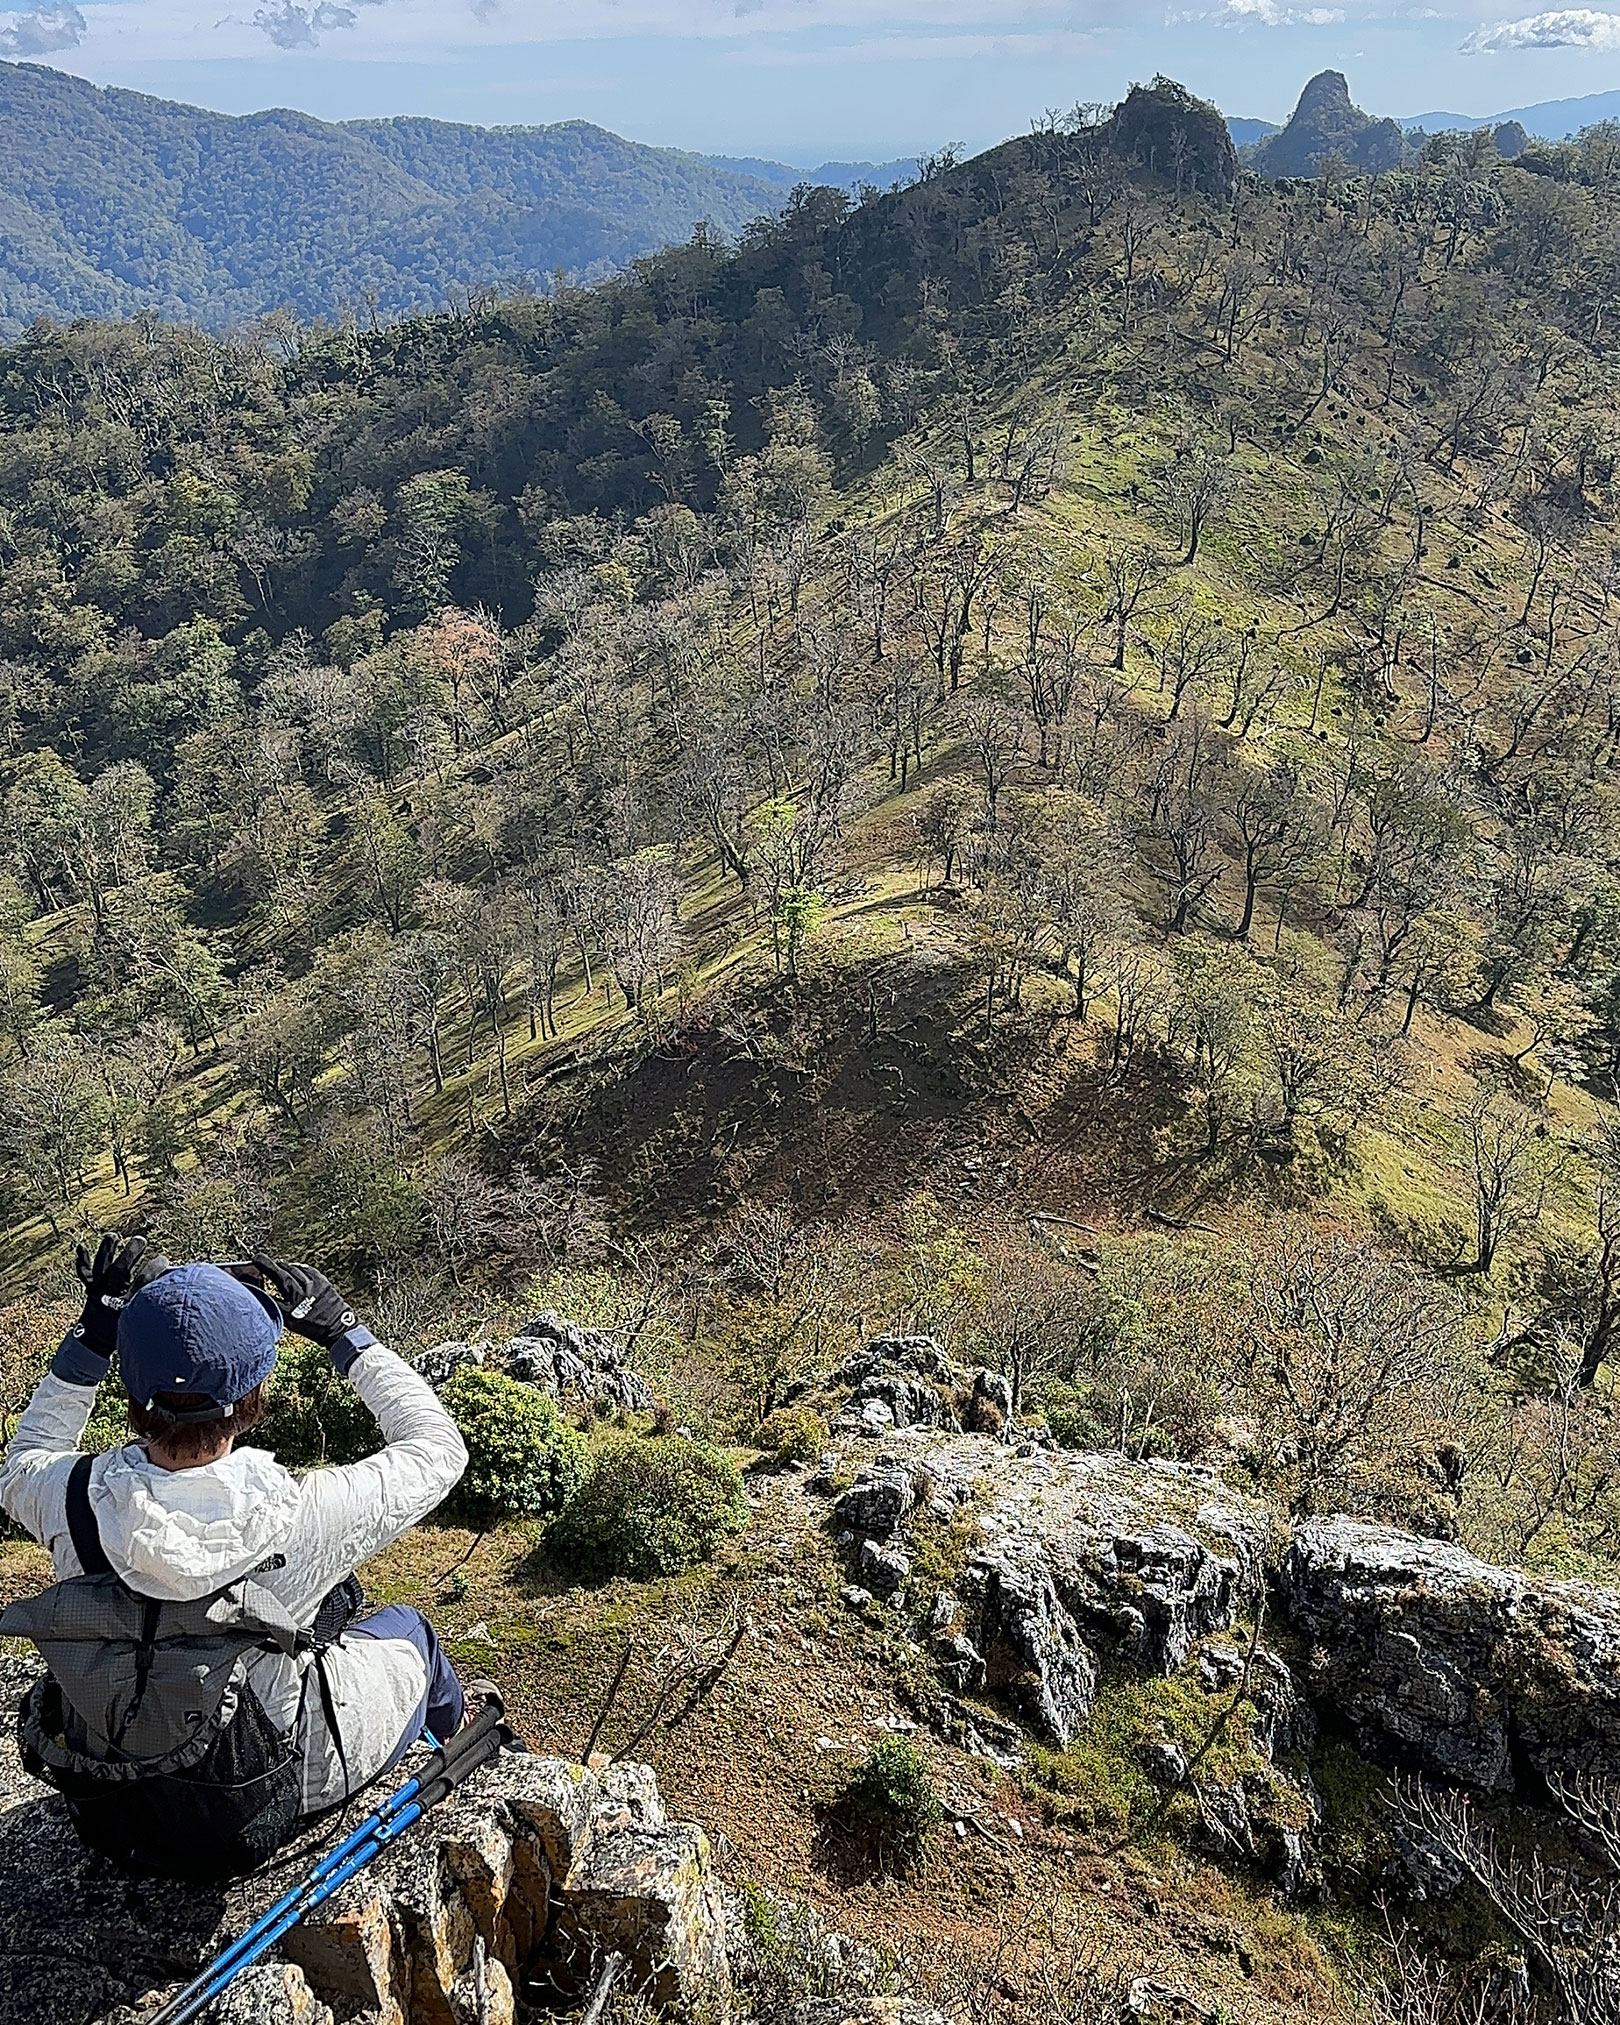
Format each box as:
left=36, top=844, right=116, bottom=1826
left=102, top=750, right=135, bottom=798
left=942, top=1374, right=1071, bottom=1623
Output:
left=840, top=1739, right=941, bottom=1872
left=256, top=1338, right=381, bottom=1468
left=1036, top=1380, right=1175, bottom=1460
left=441, top=1367, right=587, bottom=1525
left=547, top=1434, right=748, bottom=1581
left=754, top=1404, right=829, bottom=1463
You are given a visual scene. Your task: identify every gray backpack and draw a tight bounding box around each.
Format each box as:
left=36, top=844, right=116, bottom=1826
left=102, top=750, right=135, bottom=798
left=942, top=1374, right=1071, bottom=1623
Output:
left=0, top=1454, right=357, bottom=1879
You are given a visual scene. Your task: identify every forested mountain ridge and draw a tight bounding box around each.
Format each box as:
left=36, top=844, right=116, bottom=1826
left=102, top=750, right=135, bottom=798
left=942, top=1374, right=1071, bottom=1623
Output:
left=0, top=72, right=1618, bottom=1571
left=0, top=60, right=787, bottom=335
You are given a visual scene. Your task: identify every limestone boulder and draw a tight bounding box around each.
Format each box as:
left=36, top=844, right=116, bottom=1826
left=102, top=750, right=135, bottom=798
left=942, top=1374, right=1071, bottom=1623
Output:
left=807, top=1336, right=1015, bottom=1442
left=829, top=1435, right=1276, bottom=1746
left=1281, top=1517, right=1620, bottom=1793
left=506, top=1310, right=656, bottom=1414
left=413, top=1311, right=654, bottom=1416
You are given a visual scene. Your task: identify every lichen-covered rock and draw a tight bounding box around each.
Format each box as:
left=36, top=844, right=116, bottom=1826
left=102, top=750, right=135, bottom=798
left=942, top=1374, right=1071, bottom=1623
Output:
left=966, top=1549, right=1098, bottom=1743
left=0, top=1660, right=728, bottom=2025
left=836, top=1338, right=955, bottom=1387
left=858, top=1540, right=911, bottom=1595
left=830, top=1436, right=1274, bottom=1746
left=553, top=1818, right=727, bottom=2010
left=931, top=1632, right=985, bottom=1692
left=507, top=1310, right=656, bottom=1414
left=841, top=1374, right=955, bottom=1434
left=1281, top=1518, right=1620, bottom=1793
left=215, top=1965, right=339, bottom=2025
left=1185, top=1762, right=1321, bottom=1898
left=1198, top=1644, right=1318, bottom=1762
left=818, top=1337, right=1011, bottom=1442
left=833, top=1460, right=918, bottom=1539
left=414, top=1313, right=654, bottom=1417
left=412, top=1341, right=488, bottom=1388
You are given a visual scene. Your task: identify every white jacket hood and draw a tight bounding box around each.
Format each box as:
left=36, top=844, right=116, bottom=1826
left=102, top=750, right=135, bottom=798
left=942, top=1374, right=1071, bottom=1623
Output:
left=88, top=1444, right=305, bottom=1602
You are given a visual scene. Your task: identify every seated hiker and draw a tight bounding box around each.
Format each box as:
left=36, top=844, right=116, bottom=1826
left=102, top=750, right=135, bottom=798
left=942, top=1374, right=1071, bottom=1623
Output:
left=0, top=1235, right=491, bottom=1877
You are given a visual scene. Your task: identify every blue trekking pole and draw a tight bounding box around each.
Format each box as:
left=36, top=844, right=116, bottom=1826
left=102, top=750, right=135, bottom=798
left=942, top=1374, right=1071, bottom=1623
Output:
left=149, top=1702, right=509, bottom=2025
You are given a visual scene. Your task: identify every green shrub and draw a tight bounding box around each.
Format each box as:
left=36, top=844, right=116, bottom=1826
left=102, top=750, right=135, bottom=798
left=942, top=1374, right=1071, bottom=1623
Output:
left=754, top=1404, right=829, bottom=1463
left=256, top=1338, right=380, bottom=1469
left=548, top=1434, right=748, bottom=1581
left=1041, top=1389, right=1111, bottom=1454
left=841, top=1739, right=941, bottom=1872
left=1038, top=1380, right=1175, bottom=1460
left=442, top=1367, right=588, bottom=1526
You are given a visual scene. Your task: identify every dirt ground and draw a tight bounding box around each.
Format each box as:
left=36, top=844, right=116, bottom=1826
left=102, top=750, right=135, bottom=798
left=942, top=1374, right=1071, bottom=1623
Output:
left=363, top=1464, right=1352, bottom=2020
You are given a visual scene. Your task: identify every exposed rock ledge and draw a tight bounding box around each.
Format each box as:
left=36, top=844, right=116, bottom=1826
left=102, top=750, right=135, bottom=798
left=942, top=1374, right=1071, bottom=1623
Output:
left=817, top=1344, right=1620, bottom=1813
left=1281, top=1518, right=1620, bottom=1794
left=832, top=1433, right=1278, bottom=1746
left=0, top=1660, right=726, bottom=2025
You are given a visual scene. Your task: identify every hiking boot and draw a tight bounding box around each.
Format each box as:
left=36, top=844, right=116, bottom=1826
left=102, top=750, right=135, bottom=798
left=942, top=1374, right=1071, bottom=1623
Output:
left=461, top=1678, right=504, bottom=1725
left=462, top=1679, right=528, bottom=1751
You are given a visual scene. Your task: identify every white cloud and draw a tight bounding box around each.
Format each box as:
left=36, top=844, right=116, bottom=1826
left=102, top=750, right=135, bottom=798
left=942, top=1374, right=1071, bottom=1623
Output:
left=1463, top=7, right=1620, bottom=49
left=85, top=0, right=1119, bottom=55
left=26, top=0, right=1407, bottom=66
left=0, top=1, right=86, bottom=53
left=251, top=0, right=384, bottom=46
left=1174, top=0, right=1346, bottom=22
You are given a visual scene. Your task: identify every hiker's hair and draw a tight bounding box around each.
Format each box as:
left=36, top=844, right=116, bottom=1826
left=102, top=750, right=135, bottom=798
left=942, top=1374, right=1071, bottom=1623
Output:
left=127, top=1383, right=267, bottom=1464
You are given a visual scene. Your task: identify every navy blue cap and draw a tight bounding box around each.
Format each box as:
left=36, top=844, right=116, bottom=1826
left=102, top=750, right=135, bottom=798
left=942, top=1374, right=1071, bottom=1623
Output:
left=118, top=1264, right=284, bottom=1411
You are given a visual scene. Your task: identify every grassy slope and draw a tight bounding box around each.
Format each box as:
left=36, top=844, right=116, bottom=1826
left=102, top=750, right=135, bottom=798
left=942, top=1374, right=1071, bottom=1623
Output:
left=6, top=341, right=1601, bottom=1290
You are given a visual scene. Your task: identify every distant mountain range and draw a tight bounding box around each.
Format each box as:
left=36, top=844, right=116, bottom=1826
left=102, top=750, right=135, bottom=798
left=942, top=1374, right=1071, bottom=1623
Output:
left=1227, top=85, right=1620, bottom=152
left=703, top=156, right=921, bottom=194
left=7, top=42, right=1620, bottom=345
left=0, top=60, right=799, bottom=336
left=1228, top=119, right=1282, bottom=149
left=1401, top=90, right=1620, bottom=140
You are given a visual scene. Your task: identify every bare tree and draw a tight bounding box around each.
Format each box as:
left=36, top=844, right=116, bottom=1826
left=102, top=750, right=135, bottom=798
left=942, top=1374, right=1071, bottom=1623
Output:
left=1220, top=754, right=1321, bottom=942
left=1158, top=432, right=1237, bottom=566
left=587, top=851, right=681, bottom=1011
left=1099, top=542, right=1166, bottom=672
left=1239, top=1230, right=1471, bottom=1519
left=964, top=698, right=1025, bottom=829
left=914, top=780, right=977, bottom=890
left=1396, top=1776, right=1620, bottom=2024
left=971, top=1258, right=1093, bottom=1413
left=1464, top=1083, right=1564, bottom=1276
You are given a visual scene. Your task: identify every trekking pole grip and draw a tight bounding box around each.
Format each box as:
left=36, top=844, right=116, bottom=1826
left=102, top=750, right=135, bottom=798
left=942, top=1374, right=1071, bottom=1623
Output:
left=412, top=1702, right=508, bottom=1810
left=441, top=1701, right=505, bottom=1780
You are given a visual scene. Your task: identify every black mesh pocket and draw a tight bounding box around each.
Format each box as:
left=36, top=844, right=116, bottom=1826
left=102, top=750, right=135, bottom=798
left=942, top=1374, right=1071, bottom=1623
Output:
left=309, top=1573, right=365, bottom=1647
left=60, top=1690, right=302, bottom=1881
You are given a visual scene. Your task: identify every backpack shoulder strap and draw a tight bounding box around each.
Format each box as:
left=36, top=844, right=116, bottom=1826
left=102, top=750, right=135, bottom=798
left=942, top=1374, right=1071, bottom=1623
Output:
left=65, top=1454, right=113, bottom=1579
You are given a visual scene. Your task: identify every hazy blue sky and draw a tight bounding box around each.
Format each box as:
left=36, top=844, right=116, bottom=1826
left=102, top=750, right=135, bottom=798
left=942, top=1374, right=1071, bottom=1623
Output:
left=7, top=2, right=1620, bottom=159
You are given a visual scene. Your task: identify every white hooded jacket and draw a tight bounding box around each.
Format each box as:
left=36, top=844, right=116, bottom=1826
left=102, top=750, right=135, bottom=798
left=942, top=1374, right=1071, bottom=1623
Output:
left=0, top=1341, right=468, bottom=1811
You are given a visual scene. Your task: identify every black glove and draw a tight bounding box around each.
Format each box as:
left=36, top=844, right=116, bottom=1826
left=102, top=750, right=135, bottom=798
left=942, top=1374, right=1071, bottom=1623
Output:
left=71, top=1234, right=172, bottom=1359
left=248, top=1255, right=374, bottom=1373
